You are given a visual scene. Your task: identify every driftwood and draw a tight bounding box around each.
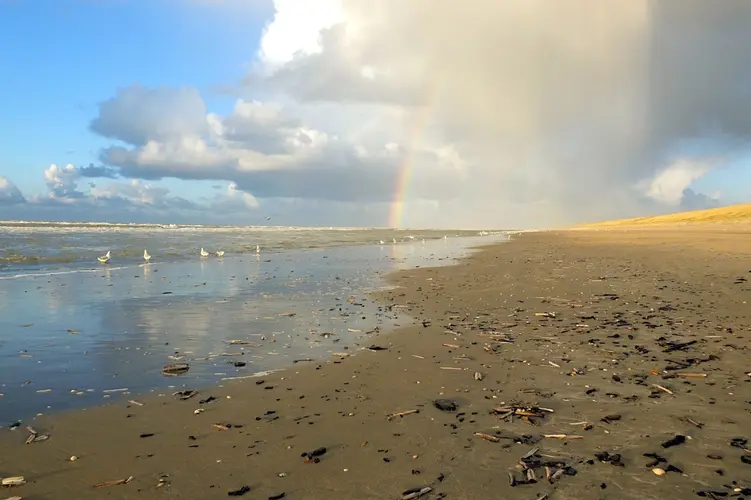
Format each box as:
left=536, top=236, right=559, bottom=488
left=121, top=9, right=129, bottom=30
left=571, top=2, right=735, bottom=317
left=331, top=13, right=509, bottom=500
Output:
left=162, top=363, right=190, bottom=376
left=386, top=409, right=419, bottom=421
left=475, top=432, right=500, bottom=442
left=93, top=476, right=133, bottom=489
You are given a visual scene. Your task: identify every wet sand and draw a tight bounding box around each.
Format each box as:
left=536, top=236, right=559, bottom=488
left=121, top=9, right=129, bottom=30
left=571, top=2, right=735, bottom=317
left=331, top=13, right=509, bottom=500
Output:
left=1, top=228, right=750, bottom=499
left=0, top=237, right=492, bottom=420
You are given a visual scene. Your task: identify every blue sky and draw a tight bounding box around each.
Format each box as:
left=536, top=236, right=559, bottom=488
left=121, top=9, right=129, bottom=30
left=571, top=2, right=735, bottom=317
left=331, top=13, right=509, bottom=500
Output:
left=0, top=0, right=268, bottom=200
left=0, top=1, right=748, bottom=228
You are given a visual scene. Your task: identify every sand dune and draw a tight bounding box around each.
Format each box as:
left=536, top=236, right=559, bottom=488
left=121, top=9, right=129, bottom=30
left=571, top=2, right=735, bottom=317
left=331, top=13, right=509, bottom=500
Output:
left=577, top=203, right=751, bottom=228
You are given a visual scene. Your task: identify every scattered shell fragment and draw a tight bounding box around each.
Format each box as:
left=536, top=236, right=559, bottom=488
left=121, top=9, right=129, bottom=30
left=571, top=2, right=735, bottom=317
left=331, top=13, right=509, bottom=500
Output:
left=1, top=476, right=26, bottom=487
left=652, top=468, right=666, bottom=476
left=474, top=372, right=484, bottom=381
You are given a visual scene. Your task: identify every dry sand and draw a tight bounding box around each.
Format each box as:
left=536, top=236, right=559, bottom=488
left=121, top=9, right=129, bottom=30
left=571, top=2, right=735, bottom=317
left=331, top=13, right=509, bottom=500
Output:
left=2, top=228, right=750, bottom=500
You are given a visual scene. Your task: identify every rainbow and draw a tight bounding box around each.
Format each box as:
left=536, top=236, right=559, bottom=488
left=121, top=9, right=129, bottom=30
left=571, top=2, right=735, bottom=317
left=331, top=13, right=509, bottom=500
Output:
left=388, top=82, right=442, bottom=228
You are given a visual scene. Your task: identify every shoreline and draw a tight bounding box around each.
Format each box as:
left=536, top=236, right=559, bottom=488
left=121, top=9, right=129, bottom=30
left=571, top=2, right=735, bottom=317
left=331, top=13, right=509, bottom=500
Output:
left=1, top=228, right=750, bottom=499
left=0, top=235, right=503, bottom=422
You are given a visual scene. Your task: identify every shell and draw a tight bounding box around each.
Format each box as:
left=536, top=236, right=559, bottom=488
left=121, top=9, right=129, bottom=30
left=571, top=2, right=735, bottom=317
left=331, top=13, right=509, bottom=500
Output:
left=652, top=468, right=666, bottom=476
left=1, top=476, right=26, bottom=486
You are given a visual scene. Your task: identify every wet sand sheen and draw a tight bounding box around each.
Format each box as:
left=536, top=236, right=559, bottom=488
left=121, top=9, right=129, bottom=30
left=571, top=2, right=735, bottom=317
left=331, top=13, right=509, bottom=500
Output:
left=1, top=228, right=750, bottom=499
left=0, top=236, right=499, bottom=420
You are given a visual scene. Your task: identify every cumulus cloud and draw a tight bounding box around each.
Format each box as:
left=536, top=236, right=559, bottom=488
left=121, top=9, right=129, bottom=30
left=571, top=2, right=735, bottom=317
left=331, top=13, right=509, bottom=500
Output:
left=0, top=177, right=26, bottom=206
left=83, top=0, right=751, bottom=227
left=1, top=165, right=263, bottom=224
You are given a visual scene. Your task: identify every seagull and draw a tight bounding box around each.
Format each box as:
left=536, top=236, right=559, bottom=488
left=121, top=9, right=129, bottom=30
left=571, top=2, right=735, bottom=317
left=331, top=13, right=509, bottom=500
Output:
left=97, top=251, right=111, bottom=264
left=143, top=250, right=151, bottom=262
left=379, top=240, right=385, bottom=244
left=216, top=250, right=225, bottom=257
left=200, top=248, right=209, bottom=258
left=392, top=238, right=397, bottom=244
left=255, top=244, right=260, bottom=254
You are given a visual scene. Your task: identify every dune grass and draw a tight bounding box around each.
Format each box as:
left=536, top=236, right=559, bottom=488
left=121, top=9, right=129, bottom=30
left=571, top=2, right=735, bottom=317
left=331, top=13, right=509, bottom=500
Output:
left=578, top=203, right=751, bottom=228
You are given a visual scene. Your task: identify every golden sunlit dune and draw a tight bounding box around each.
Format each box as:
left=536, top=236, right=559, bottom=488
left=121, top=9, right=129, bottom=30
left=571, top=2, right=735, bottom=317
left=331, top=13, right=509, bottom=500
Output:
left=577, top=203, right=751, bottom=228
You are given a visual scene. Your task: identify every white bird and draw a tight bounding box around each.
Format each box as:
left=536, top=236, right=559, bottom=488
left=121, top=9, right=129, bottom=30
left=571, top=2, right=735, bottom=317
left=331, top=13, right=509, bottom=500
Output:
left=97, top=251, right=111, bottom=264
left=379, top=240, right=385, bottom=244
left=200, top=248, right=209, bottom=258
left=216, top=250, right=225, bottom=257
left=255, top=244, right=260, bottom=254
left=392, top=238, right=397, bottom=244
left=143, top=250, right=151, bottom=262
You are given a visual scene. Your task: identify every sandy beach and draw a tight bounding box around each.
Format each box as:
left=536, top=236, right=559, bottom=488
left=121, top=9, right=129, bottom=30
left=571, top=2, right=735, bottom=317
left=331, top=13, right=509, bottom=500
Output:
left=2, top=228, right=750, bottom=500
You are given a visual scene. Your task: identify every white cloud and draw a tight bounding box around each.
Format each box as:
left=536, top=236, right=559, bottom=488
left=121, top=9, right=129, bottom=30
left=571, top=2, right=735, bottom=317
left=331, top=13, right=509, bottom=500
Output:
left=0, top=176, right=26, bottom=205
left=646, top=158, right=718, bottom=206
left=63, top=0, right=751, bottom=226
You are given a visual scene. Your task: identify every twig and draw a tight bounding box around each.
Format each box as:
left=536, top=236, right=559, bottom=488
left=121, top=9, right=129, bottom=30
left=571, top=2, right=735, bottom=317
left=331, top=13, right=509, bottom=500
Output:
left=475, top=432, right=500, bottom=442
left=652, top=384, right=674, bottom=395
left=93, top=476, right=133, bottom=489
left=543, top=434, right=583, bottom=440
left=387, top=409, right=419, bottom=421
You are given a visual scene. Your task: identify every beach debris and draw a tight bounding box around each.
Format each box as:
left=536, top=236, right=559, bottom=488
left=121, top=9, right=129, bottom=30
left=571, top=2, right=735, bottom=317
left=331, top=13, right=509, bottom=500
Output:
left=473, top=371, right=484, bottom=381
left=730, top=437, right=748, bottom=450
left=93, top=476, right=133, bottom=489
left=279, top=312, right=296, bottom=317
left=157, top=474, right=170, bottom=488
left=1, top=476, right=26, bottom=487
left=401, top=486, right=432, bottom=500
left=511, top=447, right=577, bottom=488
left=212, top=423, right=232, bottom=431
left=24, top=426, right=49, bottom=444
left=194, top=409, right=204, bottom=415
left=128, top=400, right=144, bottom=406
left=600, top=414, right=622, bottom=424
left=70, top=455, right=78, bottom=461
left=367, top=345, right=388, bottom=351
left=543, top=434, right=583, bottom=440
left=651, top=384, right=674, bottom=395
left=162, top=363, right=190, bottom=376
left=661, top=434, right=686, bottom=448
left=594, top=451, right=624, bottom=466
left=535, top=312, right=556, bottom=318
left=173, top=390, right=199, bottom=400
left=302, top=447, right=327, bottom=463
left=643, top=452, right=667, bottom=467
left=673, top=372, right=708, bottom=379
left=492, top=405, right=552, bottom=424
left=228, top=340, right=253, bottom=345
left=268, top=493, right=286, bottom=500
left=386, top=409, right=419, bottom=420
left=652, top=468, right=666, bottom=476
left=227, top=485, right=251, bottom=496
left=433, top=399, right=457, bottom=412
left=475, top=432, right=500, bottom=443
left=139, top=433, right=155, bottom=438
left=199, top=396, right=216, bottom=405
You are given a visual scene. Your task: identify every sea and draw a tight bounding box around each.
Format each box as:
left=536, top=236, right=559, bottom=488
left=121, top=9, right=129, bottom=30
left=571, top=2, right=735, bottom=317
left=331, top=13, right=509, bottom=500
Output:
left=0, top=221, right=510, bottom=423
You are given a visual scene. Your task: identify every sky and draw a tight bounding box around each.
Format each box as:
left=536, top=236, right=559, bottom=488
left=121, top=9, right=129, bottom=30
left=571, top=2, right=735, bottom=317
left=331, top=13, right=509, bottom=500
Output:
left=1, top=0, right=750, bottom=229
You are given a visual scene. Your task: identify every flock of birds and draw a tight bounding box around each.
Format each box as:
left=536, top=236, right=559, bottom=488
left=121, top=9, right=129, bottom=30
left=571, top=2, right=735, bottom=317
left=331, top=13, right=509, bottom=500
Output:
left=96, top=245, right=261, bottom=264
left=96, top=235, right=452, bottom=264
